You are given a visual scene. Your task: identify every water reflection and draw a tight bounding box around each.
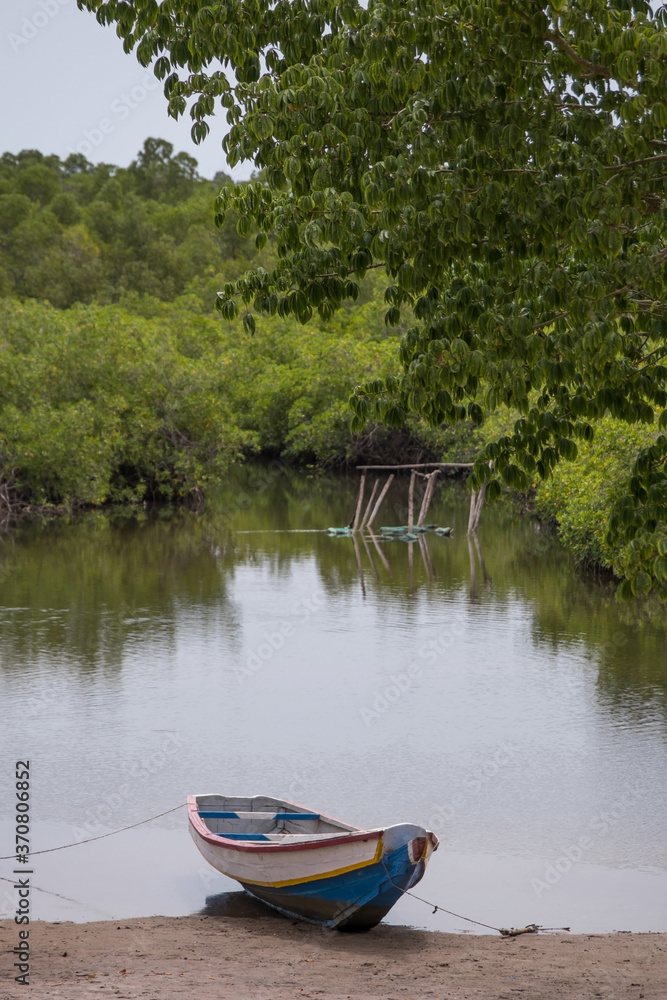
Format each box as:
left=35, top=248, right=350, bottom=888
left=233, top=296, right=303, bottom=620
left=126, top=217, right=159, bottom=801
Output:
left=467, top=532, right=492, bottom=600
left=0, top=464, right=665, bottom=718
left=0, top=511, right=242, bottom=674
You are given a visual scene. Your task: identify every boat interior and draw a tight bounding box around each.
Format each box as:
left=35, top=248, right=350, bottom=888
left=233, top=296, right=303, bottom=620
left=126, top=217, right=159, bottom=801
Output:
left=195, top=794, right=358, bottom=842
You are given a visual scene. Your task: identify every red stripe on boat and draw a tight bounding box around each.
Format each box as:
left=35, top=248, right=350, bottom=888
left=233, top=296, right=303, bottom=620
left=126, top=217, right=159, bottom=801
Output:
left=187, top=795, right=382, bottom=854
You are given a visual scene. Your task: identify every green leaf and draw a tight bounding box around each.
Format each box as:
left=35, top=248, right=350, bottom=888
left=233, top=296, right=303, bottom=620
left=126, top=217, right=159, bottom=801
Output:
left=631, top=570, right=651, bottom=596
left=254, top=115, right=274, bottom=140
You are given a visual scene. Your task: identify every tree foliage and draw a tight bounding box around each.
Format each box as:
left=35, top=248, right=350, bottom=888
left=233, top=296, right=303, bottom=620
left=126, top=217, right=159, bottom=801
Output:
left=76, top=0, right=667, bottom=596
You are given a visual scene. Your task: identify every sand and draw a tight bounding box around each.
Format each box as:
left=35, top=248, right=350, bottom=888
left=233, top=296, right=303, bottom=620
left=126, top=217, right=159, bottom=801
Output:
left=2, top=915, right=666, bottom=999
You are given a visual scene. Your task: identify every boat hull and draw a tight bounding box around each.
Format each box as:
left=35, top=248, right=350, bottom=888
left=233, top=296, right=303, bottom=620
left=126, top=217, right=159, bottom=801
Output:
left=241, top=841, right=427, bottom=930
left=188, top=794, right=438, bottom=929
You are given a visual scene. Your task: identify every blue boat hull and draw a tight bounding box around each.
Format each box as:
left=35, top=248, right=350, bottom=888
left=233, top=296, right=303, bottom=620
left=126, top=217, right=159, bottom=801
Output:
left=241, top=842, right=425, bottom=930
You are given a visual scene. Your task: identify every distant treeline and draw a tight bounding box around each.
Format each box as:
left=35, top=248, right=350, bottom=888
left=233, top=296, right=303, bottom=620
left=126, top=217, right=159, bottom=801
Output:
left=0, top=137, right=264, bottom=309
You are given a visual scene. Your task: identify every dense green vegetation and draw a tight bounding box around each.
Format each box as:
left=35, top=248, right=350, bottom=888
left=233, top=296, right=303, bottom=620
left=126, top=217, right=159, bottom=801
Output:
left=535, top=417, right=658, bottom=573
left=0, top=298, right=246, bottom=503
left=0, top=137, right=664, bottom=597
left=0, top=294, right=406, bottom=504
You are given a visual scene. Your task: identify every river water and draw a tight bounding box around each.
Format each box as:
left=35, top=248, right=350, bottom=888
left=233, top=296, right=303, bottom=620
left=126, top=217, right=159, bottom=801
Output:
left=1, top=465, right=666, bottom=933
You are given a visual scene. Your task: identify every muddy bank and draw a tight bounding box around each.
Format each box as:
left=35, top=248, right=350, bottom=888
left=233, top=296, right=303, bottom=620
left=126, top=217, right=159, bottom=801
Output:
left=1, top=915, right=665, bottom=999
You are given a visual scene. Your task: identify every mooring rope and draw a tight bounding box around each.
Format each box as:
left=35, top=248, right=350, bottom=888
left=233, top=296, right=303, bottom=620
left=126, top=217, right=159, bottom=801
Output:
left=381, top=859, right=569, bottom=937
left=0, top=803, right=184, bottom=861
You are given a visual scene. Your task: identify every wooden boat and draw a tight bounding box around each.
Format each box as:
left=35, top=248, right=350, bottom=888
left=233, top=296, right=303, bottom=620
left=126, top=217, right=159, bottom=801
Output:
left=188, top=793, right=438, bottom=930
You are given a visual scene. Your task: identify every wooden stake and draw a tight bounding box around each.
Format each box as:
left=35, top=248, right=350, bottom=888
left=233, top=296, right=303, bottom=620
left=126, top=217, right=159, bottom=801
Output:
left=366, top=473, right=395, bottom=529
left=407, top=469, right=416, bottom=533
left=467, top=479, right=488, bottom=535
left=360, top=478, right=380, bottom=529
left=467, top=462, right=493, bottom=535
left=408, top=536, right=414, bottom=595
left=417, top=474, right=431, bottom=527
left=352, top=471, right=366, bottom=531
left=417, top=470, right=439, bottom=527
left=467, top=488, right=478, bottom=536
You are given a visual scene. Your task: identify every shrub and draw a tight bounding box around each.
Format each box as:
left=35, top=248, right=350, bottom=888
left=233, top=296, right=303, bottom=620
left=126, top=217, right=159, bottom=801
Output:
left=534, top=416, right=658, bottom=569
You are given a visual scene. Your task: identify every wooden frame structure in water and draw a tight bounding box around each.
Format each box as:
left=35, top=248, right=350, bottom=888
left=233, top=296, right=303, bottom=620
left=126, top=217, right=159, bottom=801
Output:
left=351, top=462, right=484, bottom=535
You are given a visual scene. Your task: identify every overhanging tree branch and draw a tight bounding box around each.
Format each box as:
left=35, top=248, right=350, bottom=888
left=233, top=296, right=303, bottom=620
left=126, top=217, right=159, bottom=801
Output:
left=544, top=29, right=611, bottom=78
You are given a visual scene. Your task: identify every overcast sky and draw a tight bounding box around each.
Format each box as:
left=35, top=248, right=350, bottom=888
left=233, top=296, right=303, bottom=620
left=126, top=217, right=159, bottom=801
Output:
left=1, top=0, right=252, bottom=179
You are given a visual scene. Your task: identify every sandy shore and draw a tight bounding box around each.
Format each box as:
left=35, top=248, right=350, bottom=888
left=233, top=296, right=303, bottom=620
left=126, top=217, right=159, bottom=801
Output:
left=2, top=915, right=666, bottom=999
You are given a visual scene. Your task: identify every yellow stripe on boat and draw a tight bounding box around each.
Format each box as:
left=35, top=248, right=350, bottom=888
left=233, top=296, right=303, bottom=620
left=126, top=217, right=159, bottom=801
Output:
left=210, top=836, right=385, bottom=888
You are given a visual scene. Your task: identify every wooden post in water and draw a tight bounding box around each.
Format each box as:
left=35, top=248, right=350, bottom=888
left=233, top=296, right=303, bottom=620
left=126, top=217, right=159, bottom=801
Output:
left=366, top=473, right=395, bottom=530
left=467, top=488, right=479, bottom=535
left=467, top=479, right=488, bottom=535
left=407, top=469, right=416, bottom=533
left=360, top=478, right=380, bottom=529
left=417, top=470, right=439, bottom=527
left=352, top=471, right=366, bottom=531
left=467, top=462, right=493, bottom=535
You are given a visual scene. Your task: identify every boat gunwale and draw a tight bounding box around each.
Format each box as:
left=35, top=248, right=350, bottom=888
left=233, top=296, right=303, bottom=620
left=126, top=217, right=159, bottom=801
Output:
left=187, top=794, right=383, bottom=854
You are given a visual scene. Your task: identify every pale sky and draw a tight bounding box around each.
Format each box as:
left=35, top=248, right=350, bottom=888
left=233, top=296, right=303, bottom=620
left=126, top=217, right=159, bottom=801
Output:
left=1, top=0, right=252, bottom=180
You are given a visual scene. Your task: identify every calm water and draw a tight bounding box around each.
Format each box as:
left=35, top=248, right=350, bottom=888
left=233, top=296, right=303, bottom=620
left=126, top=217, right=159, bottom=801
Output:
left=1, top=466, right=666, bottom=933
